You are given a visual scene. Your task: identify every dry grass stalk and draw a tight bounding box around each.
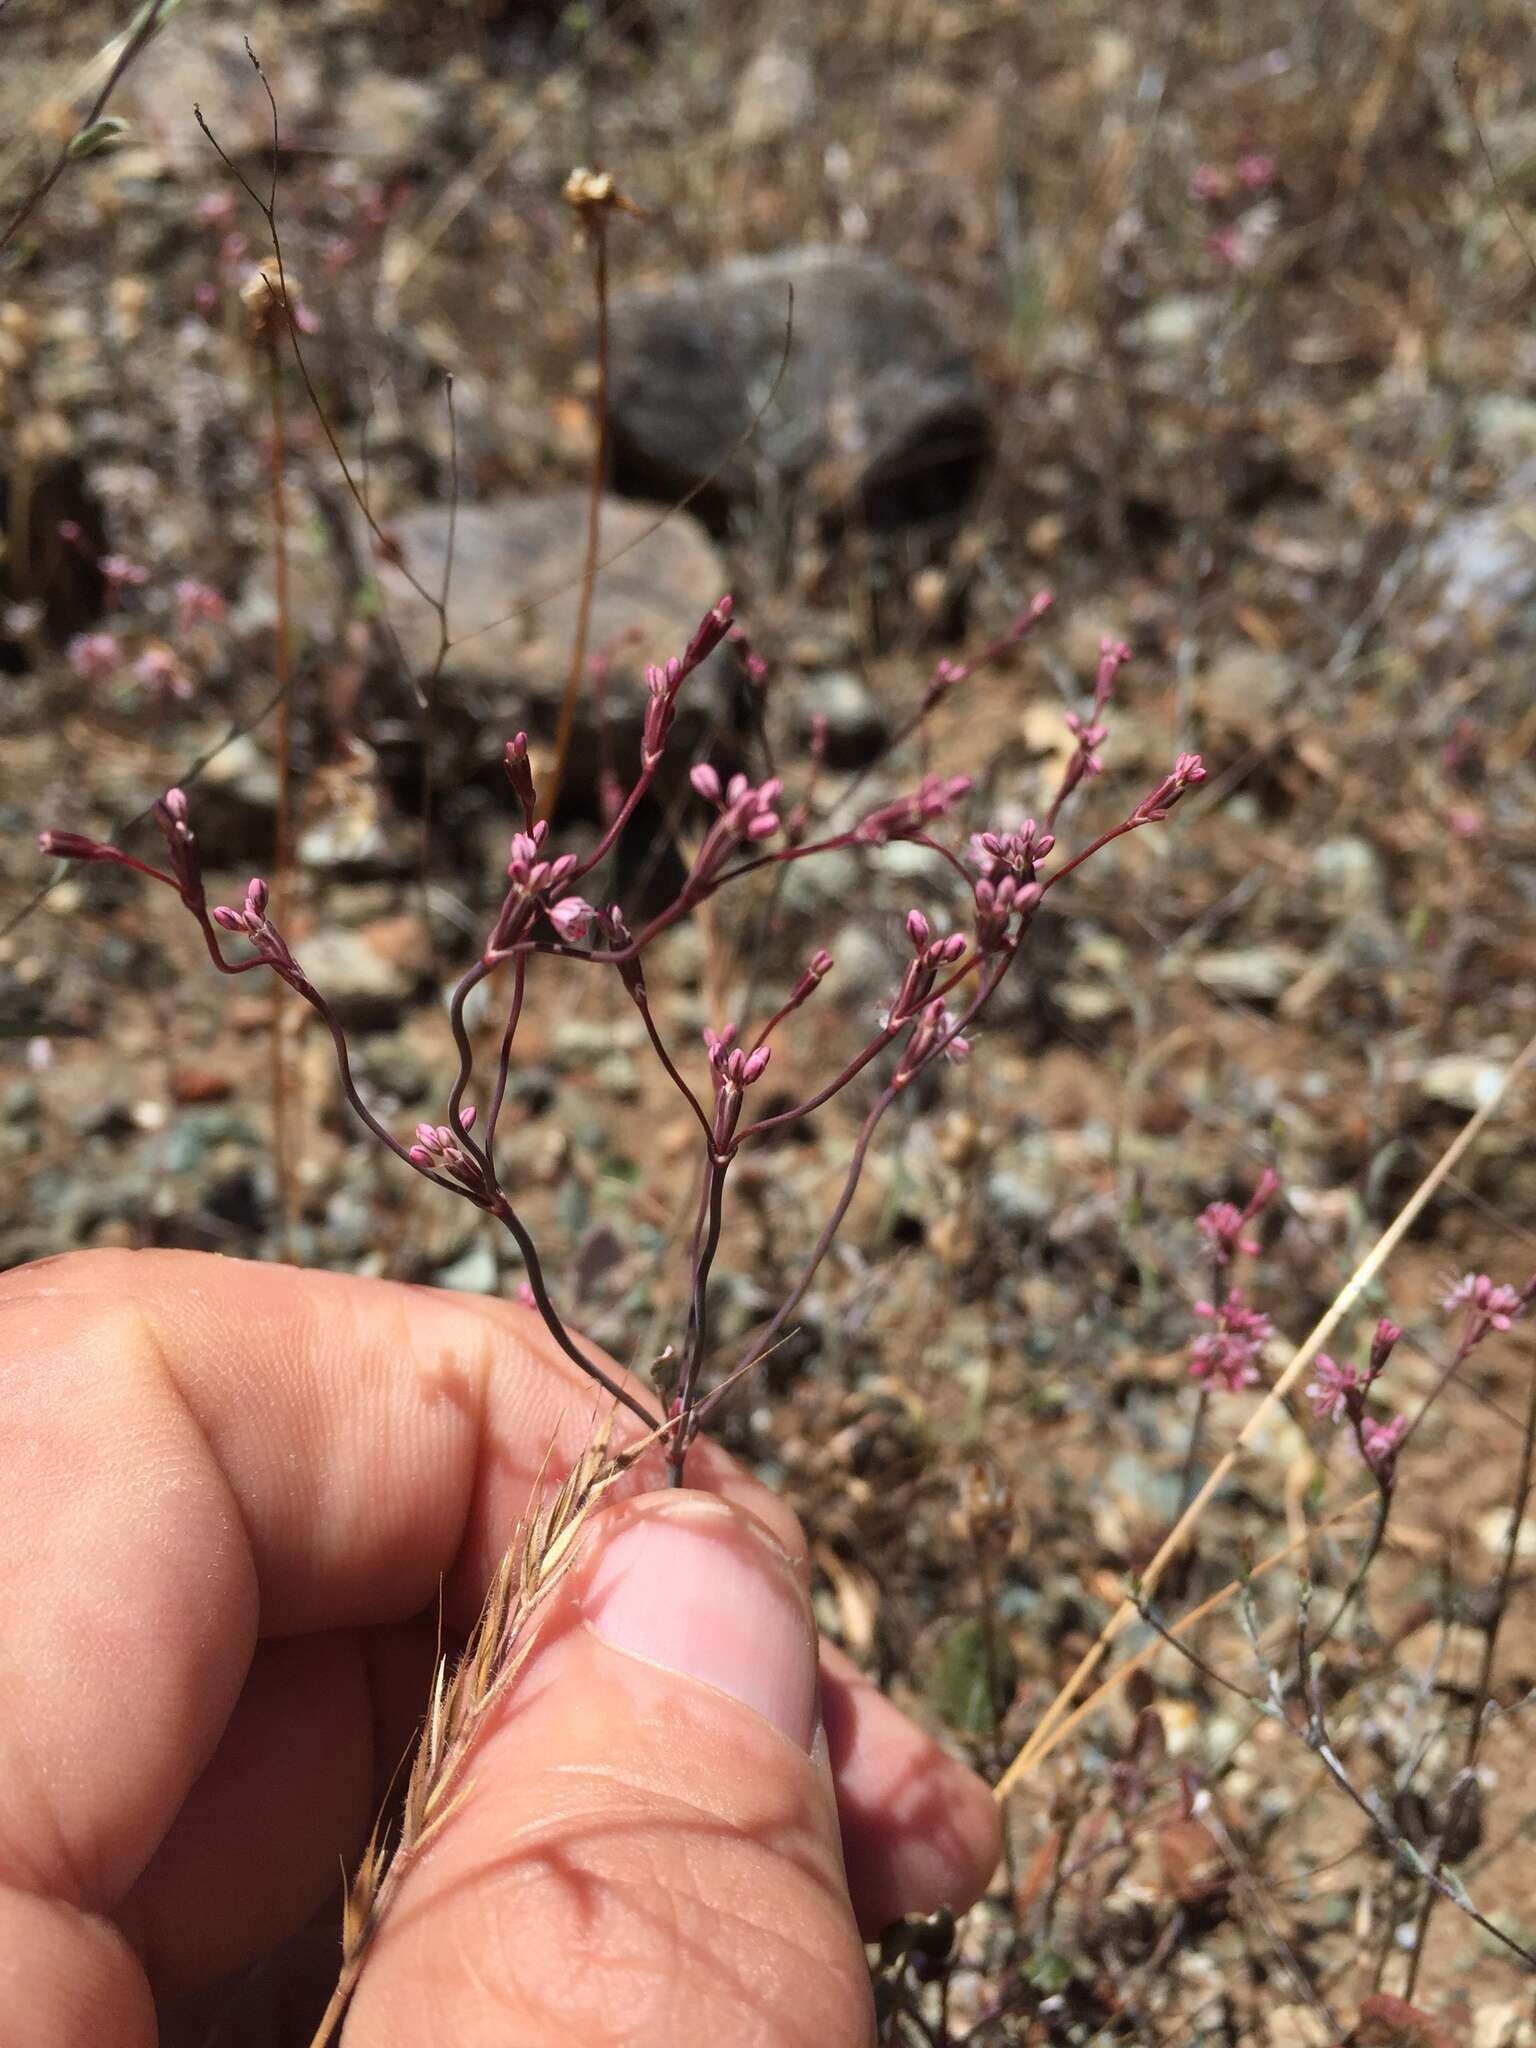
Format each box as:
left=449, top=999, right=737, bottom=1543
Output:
left=995, top=1023, right=1536, bottom=1801
left=307, top=1415, right=661, bottom=2048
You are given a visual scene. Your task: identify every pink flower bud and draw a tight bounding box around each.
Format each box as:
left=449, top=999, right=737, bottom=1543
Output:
left=741, top=1046, right=771, bottom=1083
left=937, top=933, right=968, bottom=963
left=809, top=949, right=833, bottom=978
left=39, top=829, right=110, bottom=860
left=245, top=877, right=269, bottom=917
left=211, top=905, right=243, bottom=932
left=906, top=909, right=931, bottom=949
left=746, top=812, right=779, bottom=840
left=690, top=762, right=722, bottom=805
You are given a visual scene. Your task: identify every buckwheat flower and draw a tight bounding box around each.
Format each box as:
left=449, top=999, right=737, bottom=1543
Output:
left=210, top=875, right=299, bottom=974
left=503, top=732, right=536, bottom=814
left=66, top=631, right=122, bottom=681
left=548, top=895, right=596, bottom=942
left=407, top=1109, right=482, bottom=1186
left=1063, top=711, right=1107, bottom=776
left=1197, top=1202, right=1251, bottom=1262
left=135, top=643, right=193, bottom=700
left=1368, top=1318, right=1401, bottom=1378
left=100, top=554, right=149, bottom=591
left=1305, top=1353, right=1358, bottom=1423
left=719, top=772, right=782, bottom=842
left=855, top=773, right=973, bottom=845
left=1196, top=1168, right=1279, bottom=1264
left=1094, top=637, right=1131, bottom=707
left=1359, top=1412, right=1407, bottom=1479
left=1190, top=1287, right=1273, bottom=1392
left=506, top=822, right=553, bottom=887
left=704, top=1022, right=769, bottom=1089
left=1237, top=153, right=1275, bottom=190
left=970, top=820, right=1055, bottom=880
left=973, top=874, right=1038, bottom=952
left=175, top=578, right=226, bottom=635
left=901, top=998, right=971, bottom=1072
left=1443, top=1272, right=1524, bottom=1333
left=1189, top=1330, right=1262, bottom=1392
left=1132, top=752, right=1207, bottom=824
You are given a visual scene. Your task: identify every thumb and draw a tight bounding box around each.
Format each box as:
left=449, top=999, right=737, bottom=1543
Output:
left=343, top=1491, right=874, bottom=2048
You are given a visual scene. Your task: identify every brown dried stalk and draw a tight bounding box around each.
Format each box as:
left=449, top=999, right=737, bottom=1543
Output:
left=308, top=1419, right=660, bottom=2048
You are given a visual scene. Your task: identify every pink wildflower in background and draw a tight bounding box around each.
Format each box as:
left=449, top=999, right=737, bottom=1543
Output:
left=99, top=554, right=149, bottom=593
left=1358, top=1413, right=1407, bottom=1477
left=1189, top=1288, right=1273, bottom=1392
left=134, top=643, right=193, bottom=701
left=1196, top=1167, right=1280, bottom=1266
left=174, top=578, right=227, bottom=634
left=1305, top=1353, right=1359, bottom=1423
left=66, top=632, right=122, bottom=682
left=1442, top=1271, right=1525, bottom=1334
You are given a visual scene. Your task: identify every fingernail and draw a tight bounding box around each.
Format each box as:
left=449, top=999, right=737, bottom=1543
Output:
left=582, top=1495, right=819, bottom=1751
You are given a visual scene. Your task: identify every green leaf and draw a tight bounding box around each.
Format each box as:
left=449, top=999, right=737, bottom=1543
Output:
left=66, top=118, right=130, bottom=161
left=928, top=1616, right=1016, bottom=1737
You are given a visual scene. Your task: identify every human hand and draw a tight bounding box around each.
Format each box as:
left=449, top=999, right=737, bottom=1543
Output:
left=0, top=1250, right=1000, bottom=2046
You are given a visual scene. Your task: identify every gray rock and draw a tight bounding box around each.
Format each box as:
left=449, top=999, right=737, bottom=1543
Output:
left=1189, top=944, right=1306, bottom=1004
left=366, top=492, right=735, bottom=747
left=1471, top=393, right=1536, bottom=467
left=1424, top=464, right=1536, bottom=642
left=606, top=249, right=991, bottom=536
left=1194, top=645, right=1295, bottom=734
left=1309, top=834, right=1382, bottom=902
left=296, top=923, right=429, bottom=1029
left=548, top=1012, right=645, bottom=1071
left=800, top=670, right=888, bottom=768
left=732, top=43, right=816, bottom=147
left=986, top=1168, right=1054, bottom=1235
left=434, top=1238, right=501, bottom=1296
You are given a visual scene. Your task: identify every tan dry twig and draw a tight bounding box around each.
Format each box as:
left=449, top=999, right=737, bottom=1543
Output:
left=308, top=1416, right=653, bottom=2048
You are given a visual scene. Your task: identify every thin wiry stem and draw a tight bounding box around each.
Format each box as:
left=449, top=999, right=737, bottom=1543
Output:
left=1297, top=1607, right=1536, bottom=1972
left=1403, top=1334, right=1536, bottom=1994
left=542, top=203, right=610, bottom=825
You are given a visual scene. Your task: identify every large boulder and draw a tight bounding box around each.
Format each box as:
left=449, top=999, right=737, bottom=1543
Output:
left=364, top=490, right=737, bottom=755
left=605, top=248, right=992, bottom=537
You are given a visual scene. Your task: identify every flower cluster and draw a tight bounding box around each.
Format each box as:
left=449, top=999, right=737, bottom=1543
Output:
left=704, top=1023, right=771, bottom=1092
left=642, top=595, right=734, bottom=766
left=854, top=773, right=974, bottom=846
left=211, top=876, right=301, bottom=976
left=1305, top=1317, right=1405, bottom=1478
left=689, top=765, right=782, bottom=844
left=972, top=873, right=1041, bottom=954
left=969, top=820, right=1055, bottom=881
left=1196, top=1168, right=1280, bottom=1266
left=407, top=1109, right=485, bottom=1193
left=1442, top=1270, right=1528, bottom=1338
left=1189, top=1288, right=1274, bottom=1392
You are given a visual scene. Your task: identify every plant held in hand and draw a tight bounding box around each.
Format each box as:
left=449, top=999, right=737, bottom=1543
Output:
left=41, top=593, right=1206, bottom=1481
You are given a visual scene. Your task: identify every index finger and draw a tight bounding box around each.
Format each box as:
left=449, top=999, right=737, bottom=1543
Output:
left=0, top=1247, right=788, bottom=1920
